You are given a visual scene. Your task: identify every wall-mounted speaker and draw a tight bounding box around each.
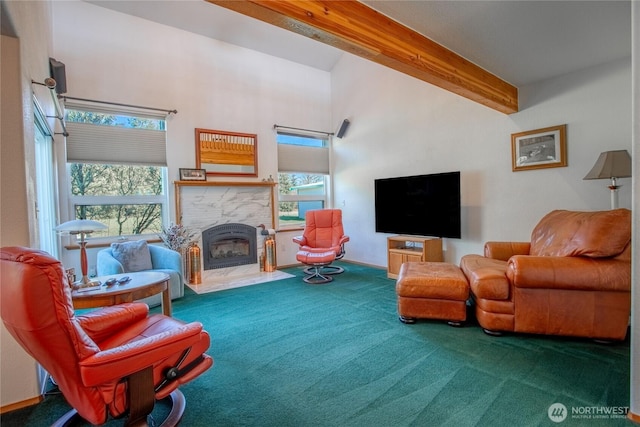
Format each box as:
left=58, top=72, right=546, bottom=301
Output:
left=336, top=119, right=350, bottom=139
left=49, top=57, right=67, bottom=94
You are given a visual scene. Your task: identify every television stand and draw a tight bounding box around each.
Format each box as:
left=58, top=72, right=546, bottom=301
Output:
left=387, top=236, right=443, bottom=279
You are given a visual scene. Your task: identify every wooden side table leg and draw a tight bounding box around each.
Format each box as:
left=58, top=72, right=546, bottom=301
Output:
left=161, top=283, right=172, bottom=317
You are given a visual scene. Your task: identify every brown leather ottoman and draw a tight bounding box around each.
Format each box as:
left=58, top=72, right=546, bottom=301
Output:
left=396, top=262, right=470, bottom=326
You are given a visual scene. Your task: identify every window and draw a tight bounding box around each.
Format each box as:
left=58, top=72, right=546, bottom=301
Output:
left=34, top=99, right=59, bottom=257
left=277, top=132, right=330, bottom=228
left=64, top=107, right=168, bottom=239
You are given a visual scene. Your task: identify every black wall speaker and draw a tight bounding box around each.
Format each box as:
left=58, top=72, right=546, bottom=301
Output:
left=49, top=57, right=67, bottom=94
left=336, top=119, right=350, bottom=139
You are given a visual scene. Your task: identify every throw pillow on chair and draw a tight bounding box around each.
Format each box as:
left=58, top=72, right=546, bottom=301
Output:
left=110, top=240, right=153, bottom=272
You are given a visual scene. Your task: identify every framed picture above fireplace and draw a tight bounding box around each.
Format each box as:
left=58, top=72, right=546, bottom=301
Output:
left=195, top=128, right=258, bottom=177
left=179, top=168, right=207, bottom=181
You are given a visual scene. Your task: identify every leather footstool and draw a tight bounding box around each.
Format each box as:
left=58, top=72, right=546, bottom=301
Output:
left=396, top=262, right=470, bottom=326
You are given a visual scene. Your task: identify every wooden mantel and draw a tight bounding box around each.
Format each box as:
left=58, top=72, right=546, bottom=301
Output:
left=207, top=0, right=518, bottom=114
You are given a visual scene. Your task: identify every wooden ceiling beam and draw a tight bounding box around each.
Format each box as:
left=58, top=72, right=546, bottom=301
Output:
left=207, top=0, right=518, bottom=114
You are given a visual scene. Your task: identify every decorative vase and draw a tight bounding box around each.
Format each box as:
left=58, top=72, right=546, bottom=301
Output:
left=264, top=237, right=276, bottom=272
left=180, top=247, right=190, bottom=283
left=187, top=242, right=202, bottom=284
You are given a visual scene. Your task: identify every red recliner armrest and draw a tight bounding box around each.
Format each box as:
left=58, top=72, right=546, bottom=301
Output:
left=292, top=235, right=306, bottom=245
left=79, top=321, right=207, bottom=386
left=77, top=303, right=149, bottom=343
left=507, top=255, right=631, bottom=292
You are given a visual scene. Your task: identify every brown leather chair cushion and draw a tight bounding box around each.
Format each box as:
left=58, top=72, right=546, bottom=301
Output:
left=460, top=255, right=510, bottom=300
left=529, top=209, right=631, bottom=258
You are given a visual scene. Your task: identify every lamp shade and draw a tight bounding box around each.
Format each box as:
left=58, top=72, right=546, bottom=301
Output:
left=583, top=150, right=632, bottom=180
left=55, top=219, right=108, bottom=234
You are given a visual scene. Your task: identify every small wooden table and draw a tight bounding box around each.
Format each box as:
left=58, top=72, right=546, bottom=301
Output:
left=71, top=271, right=172, bottom=316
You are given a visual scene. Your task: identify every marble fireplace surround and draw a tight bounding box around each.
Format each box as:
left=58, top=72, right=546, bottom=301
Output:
left=175, top=181, right=292, bottom=293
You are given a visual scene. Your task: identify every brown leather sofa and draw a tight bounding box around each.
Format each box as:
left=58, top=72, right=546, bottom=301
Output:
left=460, top=209, right=631, bottom=341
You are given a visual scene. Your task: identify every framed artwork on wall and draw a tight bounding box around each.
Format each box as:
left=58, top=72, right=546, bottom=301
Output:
left=195, top=128, right=258, bottom=177
left=179, top=168, right=207, bottom=181
left=511, top=124, right=567, bottom=172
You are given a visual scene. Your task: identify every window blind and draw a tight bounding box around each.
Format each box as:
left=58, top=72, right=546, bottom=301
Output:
left=66, top=122, right=167, bottom=166
left=64, top=102, right=167, bottom=166
left=277, top=144, right=330, bottom=174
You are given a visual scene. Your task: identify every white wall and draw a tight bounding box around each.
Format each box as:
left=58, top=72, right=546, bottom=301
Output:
left=51, top=1, right=332, bottom=271
left=331, top=54, right=632, bottom=266
left=1, top=0, right=56, bottom=409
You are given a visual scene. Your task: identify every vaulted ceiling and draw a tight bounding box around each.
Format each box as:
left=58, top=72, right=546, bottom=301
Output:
left=88, top=1, right=631, bottom=114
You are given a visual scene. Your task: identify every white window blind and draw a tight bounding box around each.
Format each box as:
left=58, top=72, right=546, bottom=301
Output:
left=277, top=144, right=329, bottom=174
left=66, top=122, right=167, bottom=166
left=64, top=103, right=167, bottom=166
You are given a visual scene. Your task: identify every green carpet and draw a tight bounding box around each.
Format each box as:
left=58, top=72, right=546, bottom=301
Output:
left=1, top=262, right=632, bottom=426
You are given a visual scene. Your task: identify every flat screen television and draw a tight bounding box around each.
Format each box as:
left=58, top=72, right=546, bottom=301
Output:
left=375, top=171, right=461, bottom=238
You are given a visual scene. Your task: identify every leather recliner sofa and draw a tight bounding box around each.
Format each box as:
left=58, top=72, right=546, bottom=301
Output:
left=460, top=209, right=631, bottom=341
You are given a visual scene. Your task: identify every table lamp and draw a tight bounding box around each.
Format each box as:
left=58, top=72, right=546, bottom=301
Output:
left=583, top=150, right=631, bottom=209
left=56, top=219, right=107, bottom=287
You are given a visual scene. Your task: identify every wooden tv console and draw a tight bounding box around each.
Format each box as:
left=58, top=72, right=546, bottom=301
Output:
left=387, top=236, right=443, bottom=279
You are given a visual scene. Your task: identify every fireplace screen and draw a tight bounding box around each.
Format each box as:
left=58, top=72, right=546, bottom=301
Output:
left=202, top=223, right=257, bottom=270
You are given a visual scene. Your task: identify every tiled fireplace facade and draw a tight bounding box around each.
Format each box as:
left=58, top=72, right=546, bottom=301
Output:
left=176, top=182, right=275, bottom=282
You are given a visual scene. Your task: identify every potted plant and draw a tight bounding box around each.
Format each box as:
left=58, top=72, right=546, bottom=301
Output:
left=159, top=223, right=197, bottom=282
left=158, top=223, right=196, bottom=252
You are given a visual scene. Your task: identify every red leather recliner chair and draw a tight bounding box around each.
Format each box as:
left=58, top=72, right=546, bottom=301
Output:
left=293, top=209, right=349, bottom=284
left=0, top=246, right=213, bottom=426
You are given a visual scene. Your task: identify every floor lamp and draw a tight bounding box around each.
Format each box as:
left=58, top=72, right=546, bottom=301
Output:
left=583, top=150, right=632, bottom=209
left=56, top=219, right=107, bottom=288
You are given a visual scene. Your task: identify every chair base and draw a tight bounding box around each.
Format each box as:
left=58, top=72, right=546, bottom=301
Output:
left=303, top=265, right=344, bottom=276
left=52, top=389, right=186, bottom=427
left=303, top=266, right=334, bottom=284
left=296, top=250, right=337, bottom=284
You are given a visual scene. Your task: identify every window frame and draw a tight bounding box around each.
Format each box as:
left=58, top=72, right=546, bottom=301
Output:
left=63, top=106, right=169, bottom=243
left=276, top=130, right=332, bottom=230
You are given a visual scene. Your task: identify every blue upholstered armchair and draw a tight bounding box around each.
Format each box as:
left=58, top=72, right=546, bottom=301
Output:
left=97, top=242, right=184, bottom=308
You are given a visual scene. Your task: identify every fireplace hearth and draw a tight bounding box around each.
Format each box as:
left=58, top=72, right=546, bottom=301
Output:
left=202, top=223, right=257, bottom=270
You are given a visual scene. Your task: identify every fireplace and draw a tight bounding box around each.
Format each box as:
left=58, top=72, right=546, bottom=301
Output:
left=202, top=223, right=257, bottom=270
